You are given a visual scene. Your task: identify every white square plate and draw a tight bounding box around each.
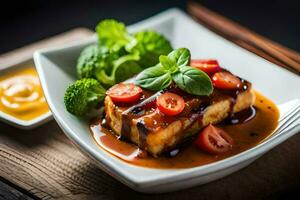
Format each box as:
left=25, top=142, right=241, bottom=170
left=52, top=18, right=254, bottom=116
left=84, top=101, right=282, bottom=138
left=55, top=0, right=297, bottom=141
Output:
left=0, top=59, right=52, bottom=129
left=33, top=8, right=300, bottom=193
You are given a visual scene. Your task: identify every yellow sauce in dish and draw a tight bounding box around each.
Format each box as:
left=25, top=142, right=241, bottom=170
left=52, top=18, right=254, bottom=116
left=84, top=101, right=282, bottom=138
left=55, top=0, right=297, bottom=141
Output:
left=0, top=67, right=49, bottom=120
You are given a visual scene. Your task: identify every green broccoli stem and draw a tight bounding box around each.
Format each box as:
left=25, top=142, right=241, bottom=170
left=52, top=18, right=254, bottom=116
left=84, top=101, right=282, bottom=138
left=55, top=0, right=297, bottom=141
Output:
left=87, top=85, right=106, bottom=103
left=94, top=53, right=141, bottom=87
left=95, top=70, right=116, bottom=86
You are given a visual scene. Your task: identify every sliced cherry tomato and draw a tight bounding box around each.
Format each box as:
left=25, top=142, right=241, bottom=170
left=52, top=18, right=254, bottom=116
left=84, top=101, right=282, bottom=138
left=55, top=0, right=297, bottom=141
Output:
left=195, top=124, right=233, bottom=154
left=106, top=83, right=142, bottom=103
left=212, top=71, right=242, bottom=90
left=156, top=92, right=185, bottom=116
left=191, top=59, right=221, bottom=75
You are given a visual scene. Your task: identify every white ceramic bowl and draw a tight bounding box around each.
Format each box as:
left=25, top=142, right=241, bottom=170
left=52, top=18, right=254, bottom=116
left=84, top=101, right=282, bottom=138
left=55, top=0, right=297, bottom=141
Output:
left=0, top=59, right=52, bottom=129
left=33, top=8, right=300, bottom=193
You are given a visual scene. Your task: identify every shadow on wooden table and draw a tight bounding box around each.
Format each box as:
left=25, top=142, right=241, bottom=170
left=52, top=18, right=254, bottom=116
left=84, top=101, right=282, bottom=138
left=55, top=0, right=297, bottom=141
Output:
left=0, top=120, right=299, bottom=200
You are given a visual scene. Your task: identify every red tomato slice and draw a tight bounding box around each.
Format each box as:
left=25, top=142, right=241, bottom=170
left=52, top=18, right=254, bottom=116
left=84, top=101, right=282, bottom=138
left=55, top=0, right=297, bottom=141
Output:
left=195, top=124, right=233, bottom=154
left=156, top=92, right=185, bottom=116
left=212, top=71, right=242, bottom=90
left=106, top=83, right=142, bottom=103
left=191, top=59, right=221, bottom=75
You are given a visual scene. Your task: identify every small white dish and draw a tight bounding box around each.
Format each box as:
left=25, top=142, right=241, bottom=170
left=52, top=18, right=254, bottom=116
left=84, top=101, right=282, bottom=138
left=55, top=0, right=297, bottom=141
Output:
left=33, top=8, right=300, bottom=193
left=0, top=59, right=52, bottom=129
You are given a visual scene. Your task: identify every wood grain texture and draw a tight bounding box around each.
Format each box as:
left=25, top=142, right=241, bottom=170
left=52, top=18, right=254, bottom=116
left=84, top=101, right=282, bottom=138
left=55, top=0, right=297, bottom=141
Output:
left=1, top=121, right=299, bottom=200
left=0, top=178, right=36, bottom=200
left=0, top=121, right=125, bottom=200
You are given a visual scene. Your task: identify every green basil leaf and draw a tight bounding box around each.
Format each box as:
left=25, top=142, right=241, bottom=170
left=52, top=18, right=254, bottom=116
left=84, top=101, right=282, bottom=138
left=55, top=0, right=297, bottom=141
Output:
left=159, top=55, right=178, bottom=73
left=159, top=55, right=175, bottom=68
left=172, top=66, right=213, bottom=96
left=135, top=65, right=172, bottom=91
left=167, top=48, right=191, bottom=67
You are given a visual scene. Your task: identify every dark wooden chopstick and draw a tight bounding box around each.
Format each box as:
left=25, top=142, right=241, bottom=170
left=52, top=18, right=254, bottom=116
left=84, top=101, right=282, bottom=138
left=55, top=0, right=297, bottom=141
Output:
left=187, top=1, right=300, bottom=75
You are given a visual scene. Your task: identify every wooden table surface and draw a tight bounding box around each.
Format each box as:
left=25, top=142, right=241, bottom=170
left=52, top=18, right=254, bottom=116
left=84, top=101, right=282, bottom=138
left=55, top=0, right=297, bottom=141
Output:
left=1, top=13, right=300, bottom=200
left=1, top=120, right=299, bottom=200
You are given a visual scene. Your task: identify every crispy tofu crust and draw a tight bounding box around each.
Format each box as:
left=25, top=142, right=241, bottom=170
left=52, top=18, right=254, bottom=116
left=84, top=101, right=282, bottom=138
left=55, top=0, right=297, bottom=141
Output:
left=105, top=84, right=255, bottom=156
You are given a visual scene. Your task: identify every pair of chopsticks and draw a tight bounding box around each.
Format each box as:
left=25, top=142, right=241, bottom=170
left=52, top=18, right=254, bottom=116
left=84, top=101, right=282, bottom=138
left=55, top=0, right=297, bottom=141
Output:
left=187, top=1, right=300, bottom=75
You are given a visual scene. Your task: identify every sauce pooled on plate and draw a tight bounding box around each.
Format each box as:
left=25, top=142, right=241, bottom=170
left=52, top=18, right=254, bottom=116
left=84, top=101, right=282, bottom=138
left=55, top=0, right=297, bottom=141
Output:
left=90, top=91, right=279, bottom=169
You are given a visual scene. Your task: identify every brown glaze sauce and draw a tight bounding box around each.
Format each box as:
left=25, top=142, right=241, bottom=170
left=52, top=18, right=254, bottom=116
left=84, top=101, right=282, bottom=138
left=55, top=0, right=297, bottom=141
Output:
left=90, top=91, right=279, bottom=169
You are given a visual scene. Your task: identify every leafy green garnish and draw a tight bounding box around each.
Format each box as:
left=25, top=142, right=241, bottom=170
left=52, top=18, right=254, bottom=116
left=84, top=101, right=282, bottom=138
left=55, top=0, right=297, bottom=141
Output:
left=173, top=66, right=213, bottom=96
left=96, top=53, right=142, bottom=86
left=96, top=19, right=135, bottom=52
left=64, top=78, right=106, bottom=116
left=135, top=64, right=172, bottom=91
left=133, top=31, right=173, bottom=68
left=96, top=22, right=173, bottom=67
left=113, top=54, right=142, bottom=83
left=135, top=48, right=213, bottom=96
left=76, top=20, right=174, bottom=88
left=65, top=19, right=175, bottom=115
left=76, top=44, right=110, bottom=79
left=167, top=48, right=191, bottom=67
left=76, top=44, right=141, bottom=87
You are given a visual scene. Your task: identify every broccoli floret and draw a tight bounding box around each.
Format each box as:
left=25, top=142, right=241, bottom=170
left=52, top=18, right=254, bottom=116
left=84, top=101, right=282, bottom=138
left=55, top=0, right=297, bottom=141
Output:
left=76, top=43, right=124, bottom=87
left=76, top=44, right=110, bottom=79
left=64, top=78, right=106, bottom=116
left=96, top=19, right=134, bottom=52
left=133, top=31, right=173, bottom=68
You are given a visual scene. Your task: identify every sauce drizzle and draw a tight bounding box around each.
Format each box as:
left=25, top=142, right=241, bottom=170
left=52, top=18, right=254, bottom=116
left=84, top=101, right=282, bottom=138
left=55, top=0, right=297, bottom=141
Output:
left=90, top=91, right=279, bottom=169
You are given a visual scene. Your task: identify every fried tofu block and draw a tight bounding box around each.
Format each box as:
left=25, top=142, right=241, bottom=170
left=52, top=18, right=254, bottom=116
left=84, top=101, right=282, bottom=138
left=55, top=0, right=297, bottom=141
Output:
left=105, top=85, right=255, bottom=157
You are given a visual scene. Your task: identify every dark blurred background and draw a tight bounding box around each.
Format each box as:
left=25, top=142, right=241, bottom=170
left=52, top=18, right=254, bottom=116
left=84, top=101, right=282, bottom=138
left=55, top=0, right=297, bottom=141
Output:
left=0, top=0, right=299, bottom=54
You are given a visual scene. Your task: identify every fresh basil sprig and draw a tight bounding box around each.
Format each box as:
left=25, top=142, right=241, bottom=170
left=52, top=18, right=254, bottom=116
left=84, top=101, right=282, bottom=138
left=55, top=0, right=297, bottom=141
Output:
left=134, top=64, right=172, bottom=91
left=173, top=66, right=213, bottom=95
left=135, top=48, right=213, bottom=96
left=167, top=48, right=191, bottom=67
